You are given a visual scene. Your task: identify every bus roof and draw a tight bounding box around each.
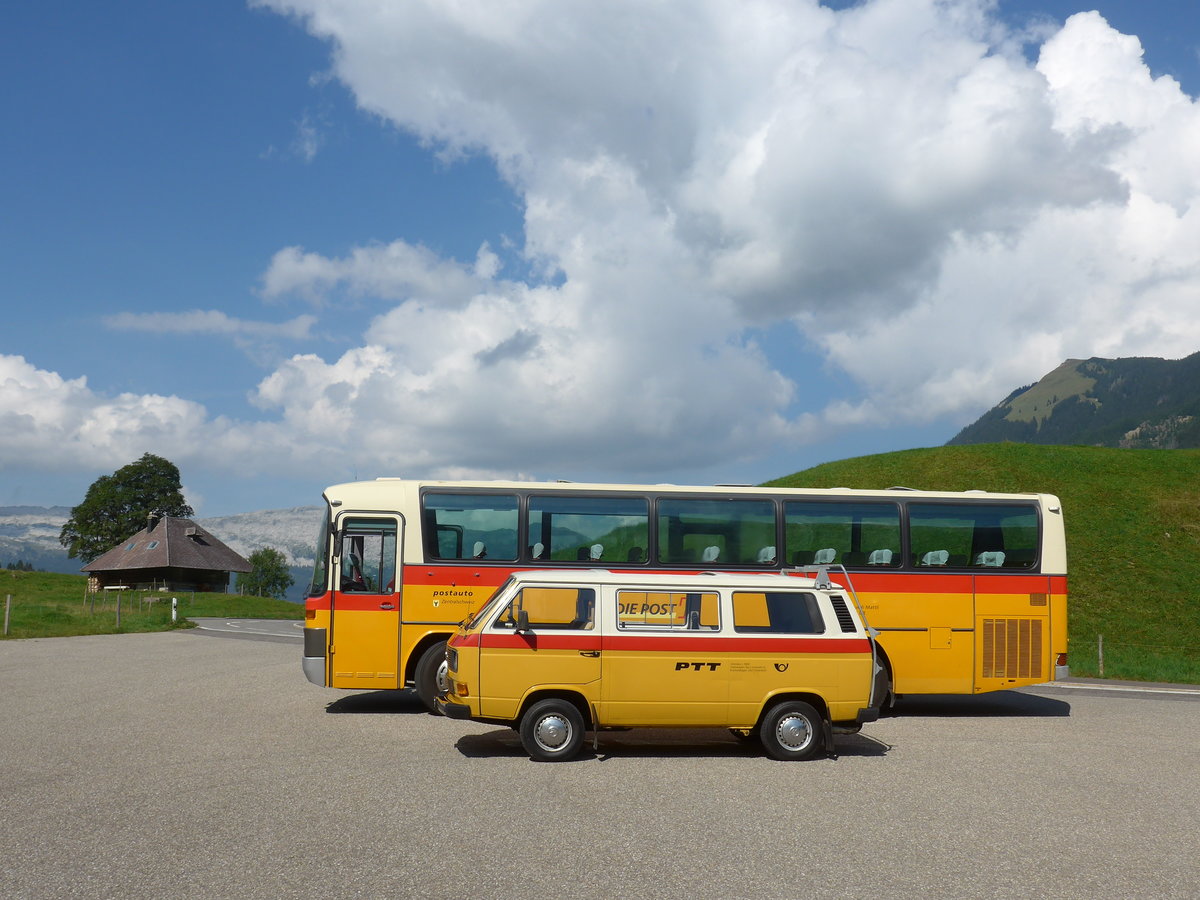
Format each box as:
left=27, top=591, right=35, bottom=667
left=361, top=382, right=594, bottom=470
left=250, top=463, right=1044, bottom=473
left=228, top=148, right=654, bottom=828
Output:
left=323, top=477, right=1061, bottom=506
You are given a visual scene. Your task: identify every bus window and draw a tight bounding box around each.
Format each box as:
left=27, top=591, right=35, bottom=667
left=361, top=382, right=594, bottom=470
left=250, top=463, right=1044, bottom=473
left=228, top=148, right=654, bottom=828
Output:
left=422, top=493, right=519, bottom=561
left=784, top=501, right=900, bottom=568
left=527, top=495, right=649, bottom=563
left=338, top=519, right=397, bottom=593
left=657, top=498, right=775, bottom=565
left=908, top=503, right=1039, bottom=568
left=732, top=591, right=825, bottom=634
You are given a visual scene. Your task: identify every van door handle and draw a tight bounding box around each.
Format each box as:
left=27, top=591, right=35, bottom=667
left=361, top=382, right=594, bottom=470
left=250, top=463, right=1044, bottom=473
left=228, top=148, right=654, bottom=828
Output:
left=380, top=602, right=396, bottom=610
left=579, top=650, right=600, bottom=657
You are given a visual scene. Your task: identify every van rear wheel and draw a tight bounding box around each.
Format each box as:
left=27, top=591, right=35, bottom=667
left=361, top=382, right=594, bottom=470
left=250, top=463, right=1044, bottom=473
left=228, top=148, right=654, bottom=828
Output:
left=760, top=701, right=824, bottom=761
left=520, top=699, right=586, bottom=761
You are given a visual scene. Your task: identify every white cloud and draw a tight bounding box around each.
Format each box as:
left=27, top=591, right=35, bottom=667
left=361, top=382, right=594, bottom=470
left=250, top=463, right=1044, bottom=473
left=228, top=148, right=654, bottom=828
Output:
left=105, top=309, right=317, bottom=340
left=249, top=1, right=1199, bottom=450
left=260, top=240, right=491, bottom=306
left=0, top=355, right=215, bottom=471
left=8, top=1, right=1200, bottom=492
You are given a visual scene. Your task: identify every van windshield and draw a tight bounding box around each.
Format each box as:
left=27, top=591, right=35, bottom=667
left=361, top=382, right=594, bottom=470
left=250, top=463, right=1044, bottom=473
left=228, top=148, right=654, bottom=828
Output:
left=463, top=576, right=516, bottom=631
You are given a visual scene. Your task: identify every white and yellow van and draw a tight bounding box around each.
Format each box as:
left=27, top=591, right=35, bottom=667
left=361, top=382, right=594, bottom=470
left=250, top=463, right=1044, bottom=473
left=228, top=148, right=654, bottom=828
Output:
left=438, top=569, right=885, bottom=761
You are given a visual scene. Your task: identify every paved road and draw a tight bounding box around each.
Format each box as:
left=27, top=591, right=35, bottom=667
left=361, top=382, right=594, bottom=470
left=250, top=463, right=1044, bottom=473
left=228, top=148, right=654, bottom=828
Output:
left=189, top=617, right=304, bottom=643
left=1, top=630, right=1197, bottom=899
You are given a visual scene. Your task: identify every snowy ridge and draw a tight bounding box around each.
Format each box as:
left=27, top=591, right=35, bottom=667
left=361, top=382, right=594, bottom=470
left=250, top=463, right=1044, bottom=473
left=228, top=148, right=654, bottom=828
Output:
left=0, top=505, right=323, bottom=572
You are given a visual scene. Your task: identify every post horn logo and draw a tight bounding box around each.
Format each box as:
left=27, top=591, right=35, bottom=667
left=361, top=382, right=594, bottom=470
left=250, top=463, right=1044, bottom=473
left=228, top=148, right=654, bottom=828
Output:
left=774, top=663, right=789, bottom=672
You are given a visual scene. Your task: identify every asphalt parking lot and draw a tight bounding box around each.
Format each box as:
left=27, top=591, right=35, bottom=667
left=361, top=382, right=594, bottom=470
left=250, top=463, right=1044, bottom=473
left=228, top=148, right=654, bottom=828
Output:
left=2, top=628, right=1198, bottom=899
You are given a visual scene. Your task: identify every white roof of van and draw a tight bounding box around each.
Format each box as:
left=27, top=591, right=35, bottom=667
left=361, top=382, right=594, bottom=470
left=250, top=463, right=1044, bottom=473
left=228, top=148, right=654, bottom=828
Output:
left=505, top=569, right=828, bottom=590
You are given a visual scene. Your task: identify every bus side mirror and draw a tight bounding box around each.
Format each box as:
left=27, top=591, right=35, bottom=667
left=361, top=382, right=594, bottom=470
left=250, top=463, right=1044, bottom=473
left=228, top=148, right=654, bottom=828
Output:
left=516, top=609, right=530, bottom=633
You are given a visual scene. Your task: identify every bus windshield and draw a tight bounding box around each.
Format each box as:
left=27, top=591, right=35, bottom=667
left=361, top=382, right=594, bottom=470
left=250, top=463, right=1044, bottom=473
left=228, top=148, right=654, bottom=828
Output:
left=307, top=515, right=331, bottom=598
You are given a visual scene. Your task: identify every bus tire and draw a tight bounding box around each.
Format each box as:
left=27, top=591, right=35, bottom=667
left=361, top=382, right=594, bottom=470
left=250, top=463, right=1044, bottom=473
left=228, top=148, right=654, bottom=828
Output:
left=519, top=699, right=586, bottom=762
left=414, top=641, right=449, bottom=714
left=760, top=701, right=824, bottom=761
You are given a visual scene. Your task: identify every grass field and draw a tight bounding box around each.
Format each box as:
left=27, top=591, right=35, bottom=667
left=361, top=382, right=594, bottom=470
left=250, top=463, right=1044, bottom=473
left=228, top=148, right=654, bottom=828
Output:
left=0, top=569, right=300, bottom=640
left=769, top=443, right=1200, bottom=683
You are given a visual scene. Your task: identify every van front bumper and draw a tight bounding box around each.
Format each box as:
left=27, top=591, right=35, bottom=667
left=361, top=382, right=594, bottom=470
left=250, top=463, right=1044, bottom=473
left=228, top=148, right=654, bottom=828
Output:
left=437, top=697, right=472, bottom=719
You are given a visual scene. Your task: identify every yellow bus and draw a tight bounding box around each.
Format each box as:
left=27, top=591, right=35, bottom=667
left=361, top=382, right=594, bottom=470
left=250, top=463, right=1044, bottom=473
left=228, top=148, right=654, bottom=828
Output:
left=301, top=478, right=1068, bottom=710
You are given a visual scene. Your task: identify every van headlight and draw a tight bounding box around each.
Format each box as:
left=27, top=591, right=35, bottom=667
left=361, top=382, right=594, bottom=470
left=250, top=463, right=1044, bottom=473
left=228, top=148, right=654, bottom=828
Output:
left=446, top=646, right=458, bottom=672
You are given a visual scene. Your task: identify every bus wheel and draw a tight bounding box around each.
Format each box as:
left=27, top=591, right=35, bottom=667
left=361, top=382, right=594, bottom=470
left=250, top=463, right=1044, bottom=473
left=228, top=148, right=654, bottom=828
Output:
left=760, top=701, right=824, bottom=761
left=414, top=641, right=449, bottom=714
left=519, top=699, right=585, bottom=762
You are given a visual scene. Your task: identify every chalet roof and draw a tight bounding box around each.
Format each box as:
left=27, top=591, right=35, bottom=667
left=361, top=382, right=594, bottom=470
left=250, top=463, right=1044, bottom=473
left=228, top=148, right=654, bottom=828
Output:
left=82, top=516, right=252, bottom=574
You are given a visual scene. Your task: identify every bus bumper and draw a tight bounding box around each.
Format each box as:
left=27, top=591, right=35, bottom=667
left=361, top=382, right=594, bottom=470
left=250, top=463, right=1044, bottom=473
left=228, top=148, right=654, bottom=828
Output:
left=437, top=697, right=473, bottom=719
left=302, top=656, right=326, bottom=686
left=302, top=628, right=327, bottom=685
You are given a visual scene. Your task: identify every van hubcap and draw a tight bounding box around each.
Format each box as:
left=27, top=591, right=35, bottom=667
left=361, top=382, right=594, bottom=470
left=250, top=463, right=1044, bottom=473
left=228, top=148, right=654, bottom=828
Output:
left=777, top=715, right=811, bottom=750
left=534, top=715, right=570, bottom=750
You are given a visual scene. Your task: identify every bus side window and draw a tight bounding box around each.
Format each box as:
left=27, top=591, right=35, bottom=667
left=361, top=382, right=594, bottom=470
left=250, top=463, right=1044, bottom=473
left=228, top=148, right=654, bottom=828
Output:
left=422, top=492, right=519, bottom=561
left=656, top=498, right=774, bottom=565
left=527, top=495, right=648, bottom=564
left=784, top=501, right=900, bottom=571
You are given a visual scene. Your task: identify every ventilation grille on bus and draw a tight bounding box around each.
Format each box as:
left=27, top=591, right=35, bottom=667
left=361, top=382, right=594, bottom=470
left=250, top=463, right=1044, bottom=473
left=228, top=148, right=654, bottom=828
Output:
left=828, top=595, right=857, bottom=633
left=981, top=619, right=1044, bottom=680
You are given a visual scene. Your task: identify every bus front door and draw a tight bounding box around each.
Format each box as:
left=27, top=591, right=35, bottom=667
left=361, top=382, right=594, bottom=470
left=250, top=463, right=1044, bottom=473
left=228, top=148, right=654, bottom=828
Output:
left=329, top=516, right=402, bottom=690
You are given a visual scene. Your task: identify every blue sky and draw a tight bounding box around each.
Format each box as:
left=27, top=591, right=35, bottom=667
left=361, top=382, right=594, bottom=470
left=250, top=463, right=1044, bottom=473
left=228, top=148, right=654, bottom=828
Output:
left=2, top=0, right=1199, bottom=516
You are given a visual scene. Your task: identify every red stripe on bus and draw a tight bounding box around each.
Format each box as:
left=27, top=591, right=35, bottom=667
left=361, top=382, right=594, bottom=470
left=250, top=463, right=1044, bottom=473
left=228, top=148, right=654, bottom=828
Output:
left=308, top=572, right=1067, bottom=613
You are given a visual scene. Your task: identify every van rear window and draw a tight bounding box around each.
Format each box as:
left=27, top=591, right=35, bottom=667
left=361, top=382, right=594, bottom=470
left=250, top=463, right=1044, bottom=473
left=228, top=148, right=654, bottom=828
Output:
left=732, top=591, right=825, bottom=634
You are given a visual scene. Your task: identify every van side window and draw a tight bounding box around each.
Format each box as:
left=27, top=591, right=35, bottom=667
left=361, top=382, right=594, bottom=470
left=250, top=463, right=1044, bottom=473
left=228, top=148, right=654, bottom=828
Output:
left=732, top=591, right=825, bottom=634
left=616, top=591, right=719, bottom=631
left=493, top=587, right=595, bottom=630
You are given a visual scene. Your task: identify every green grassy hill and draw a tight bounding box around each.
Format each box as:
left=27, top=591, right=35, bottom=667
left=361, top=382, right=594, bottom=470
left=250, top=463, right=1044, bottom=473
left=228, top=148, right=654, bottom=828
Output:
left=767, top=443, right=1200, bottom=682
left=0, top=569, right=301, bottom=640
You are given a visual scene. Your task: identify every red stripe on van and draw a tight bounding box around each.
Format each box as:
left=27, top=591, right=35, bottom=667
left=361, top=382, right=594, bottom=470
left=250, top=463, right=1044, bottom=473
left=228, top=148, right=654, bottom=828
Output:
left=477, top=632, right=869, bottom=654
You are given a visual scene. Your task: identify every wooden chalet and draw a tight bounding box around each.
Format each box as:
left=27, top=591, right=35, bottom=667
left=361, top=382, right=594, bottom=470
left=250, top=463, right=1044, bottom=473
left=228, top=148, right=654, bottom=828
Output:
left=83, top=514, right=251, bottom=594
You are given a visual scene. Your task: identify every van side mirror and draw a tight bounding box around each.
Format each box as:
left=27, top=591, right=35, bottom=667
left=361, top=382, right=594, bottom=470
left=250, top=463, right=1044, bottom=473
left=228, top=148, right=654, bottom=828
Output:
left=516, top=609, right=530, bottom=633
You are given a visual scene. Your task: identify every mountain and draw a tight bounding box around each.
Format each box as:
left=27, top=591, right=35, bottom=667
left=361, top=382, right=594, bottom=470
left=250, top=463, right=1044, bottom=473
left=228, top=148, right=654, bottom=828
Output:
left=0, top=505, right=323, bottom=602
left=948, top=353, right=1200, bottom=449
left=0, top=506, right=75, bottom=573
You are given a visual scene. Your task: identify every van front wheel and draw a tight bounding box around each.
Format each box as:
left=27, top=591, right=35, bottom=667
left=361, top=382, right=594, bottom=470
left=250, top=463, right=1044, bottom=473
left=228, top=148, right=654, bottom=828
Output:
left=760, top=701, right=824, bottom=761
left=520, top=699, right=586, bottom=761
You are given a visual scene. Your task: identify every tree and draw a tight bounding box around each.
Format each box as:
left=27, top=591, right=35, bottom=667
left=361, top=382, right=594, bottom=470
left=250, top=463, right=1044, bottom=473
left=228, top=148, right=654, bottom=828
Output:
left=59, top=453, right=194, bottom=563
left=237, top=547, right=294, bottom=601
